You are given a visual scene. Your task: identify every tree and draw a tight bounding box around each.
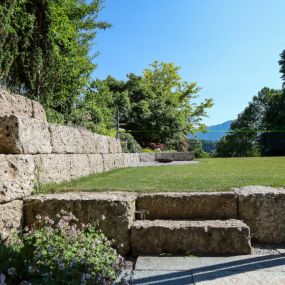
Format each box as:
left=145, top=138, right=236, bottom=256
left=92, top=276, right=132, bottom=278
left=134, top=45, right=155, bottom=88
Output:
left=200, top=140, right=216, bottom=153
left=0, top=0, right=110, bottom=123
left=102, top=62, right=213, bottom=148
left=215, top=88, right=282, bottom=157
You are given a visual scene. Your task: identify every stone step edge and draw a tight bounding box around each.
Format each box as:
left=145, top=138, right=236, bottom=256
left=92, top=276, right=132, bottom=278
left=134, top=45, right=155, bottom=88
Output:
left=131, top=219, right=251, bottom=256
left=131, top=219, right=249, bottom=229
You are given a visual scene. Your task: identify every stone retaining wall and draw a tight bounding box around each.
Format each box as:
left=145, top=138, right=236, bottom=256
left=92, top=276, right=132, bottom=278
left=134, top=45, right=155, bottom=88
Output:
left=0, top=89, right=139, bottom=241
left=140, top=152, right=194, bottom=162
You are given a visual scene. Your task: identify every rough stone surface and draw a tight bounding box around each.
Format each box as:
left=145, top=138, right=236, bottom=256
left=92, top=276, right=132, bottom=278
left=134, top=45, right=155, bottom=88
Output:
left=140, top=153, right=156, bottom=162
left=24, top=192, right=137, bottom=255
left=88, top=154, right=104, bottom=174
left=69, top=154, right=93, bottom=180
left=34, top=154, right=72, bottom=183
left=35, top=154, right=102, bottom=183
left=235, top=186, right=285, bottom=244
left=140, top=152, right=195, bottom=162
left=0, top=200, right=23, bottom=239
left=0, top=155, right=36, bottom=203
left=0, top=89, right=46, bottom=121
left=108, top=137, right=117, bottom=153
left=35, top=153, right=128, bottom=184
left=137, top=192, right=237, bottom=220
left=114, top=153, right=124, bottom=168
left=155, top=152, right=194, bottom=161
left=131, top=219, right=251, bottom=255
left=102, top=153, right=115, bottom=171
left=49, top=124, right=98, bottom=154
left=122, top=153, right=141, bottom=166
left=0, top=116, right=52, bottom=154
left=115, top=139, right=122, bottom=153
left=98, top=135, right=109, bottom=154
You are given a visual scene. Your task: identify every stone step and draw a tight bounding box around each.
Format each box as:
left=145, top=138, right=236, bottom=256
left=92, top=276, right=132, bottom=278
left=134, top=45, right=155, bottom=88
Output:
left=136, top=192, right=238, bottom=220
left=131, top=219, right=251, bottom=256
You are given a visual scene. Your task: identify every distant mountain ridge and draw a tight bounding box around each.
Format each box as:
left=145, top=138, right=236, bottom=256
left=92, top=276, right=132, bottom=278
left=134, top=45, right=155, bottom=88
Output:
left=191, top=120, right=233, bottom=141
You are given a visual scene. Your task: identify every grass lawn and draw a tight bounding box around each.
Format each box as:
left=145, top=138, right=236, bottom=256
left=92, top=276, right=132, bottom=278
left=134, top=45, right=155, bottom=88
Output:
left=38, top=157, right=285, bottom=194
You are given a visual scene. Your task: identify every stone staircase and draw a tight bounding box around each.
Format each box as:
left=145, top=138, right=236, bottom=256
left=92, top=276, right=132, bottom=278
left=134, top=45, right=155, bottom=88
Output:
left=131, top=192, right=252, bottom=255
left=24, top=187, right=285, bottom=256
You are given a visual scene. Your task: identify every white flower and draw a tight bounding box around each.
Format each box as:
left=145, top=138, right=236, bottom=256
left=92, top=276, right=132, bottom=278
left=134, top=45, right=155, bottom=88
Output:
left=19, top=281, right=31, bottom=285
left=101, top=215, right=106, bottom=221
left=35, top=214, right=42, bottom=220
left=0, top=273, right=6, bottom=285
left=81, top=273, right=92, bottom=284
left=7, top=267, right=16, bottom=276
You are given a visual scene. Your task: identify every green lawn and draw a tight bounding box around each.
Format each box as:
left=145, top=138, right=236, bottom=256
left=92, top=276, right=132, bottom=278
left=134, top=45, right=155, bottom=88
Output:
left=38, top=157, right=285, bottom=194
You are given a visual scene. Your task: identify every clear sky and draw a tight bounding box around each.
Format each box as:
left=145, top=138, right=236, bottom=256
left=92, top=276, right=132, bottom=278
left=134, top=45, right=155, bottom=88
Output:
left=93, top=0, right=285, bottom=126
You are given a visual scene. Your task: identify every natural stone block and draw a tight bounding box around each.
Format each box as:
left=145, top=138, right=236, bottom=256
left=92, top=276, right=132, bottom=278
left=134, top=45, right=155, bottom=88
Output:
left=0, top=200, right=23, bottom=239
left=70, top=154, right=92, bottom=180
left=115, top=139, right=122, bottom=153
left=98, top=135, right=109, bottom=154
left=131, top=219, right=251, bottom=255
left=235, top=186, right=285, bottom=243
left=155, top=152, right=194, bottom=161
left=137, top=192, right=237, bottom=220
left=0, top=155, right=36, bottom=203
left=140, top=153, right=156, bottom=162
left=88, top=154, right=104, bottom=174
left=49, top=124, right=97, bottom=154
left=80, top=129, right=98, bottom=153
left=114, top=153, right=124, bottom=168
left=24, top=192, right=137, bottom=255
left=34, top=154, right=72, bottom=183
left=0, top=116, right=52, bottom=154
left=0, top=89, right=46, bottom=121
left=35, top=154, right=105, bottom=184
left=122, top=153, right=140, bottom=166
left=102, top=154, right=115, bottom=171
left=108, top=137, right=117, bottom=153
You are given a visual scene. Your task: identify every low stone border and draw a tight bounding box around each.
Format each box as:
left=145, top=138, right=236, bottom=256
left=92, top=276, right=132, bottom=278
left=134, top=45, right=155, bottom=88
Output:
left=24, top=192, right=136, bottom=256
left=140, top=152, right=194, bottom=162
left=12, top=186, right=285, bottom=256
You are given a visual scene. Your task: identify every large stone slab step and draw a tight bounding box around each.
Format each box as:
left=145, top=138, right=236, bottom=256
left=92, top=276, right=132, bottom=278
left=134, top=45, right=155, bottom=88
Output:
left=131, top=219, right=251, bottom=256
left=136, top=192, right=237, bottom=220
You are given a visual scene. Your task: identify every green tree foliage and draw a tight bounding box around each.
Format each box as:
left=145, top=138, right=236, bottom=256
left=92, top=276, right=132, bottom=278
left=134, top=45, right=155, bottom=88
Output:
left=200, top=140, right=216, bottom=153
left=0, top=0, right=110, bottom=123
left=81, top=62, right=213, bottom=148
left=216, top=88, right=282, bottom=157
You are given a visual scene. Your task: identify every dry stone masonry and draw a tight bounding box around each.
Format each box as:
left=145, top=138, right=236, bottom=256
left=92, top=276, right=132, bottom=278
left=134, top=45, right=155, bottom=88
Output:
left=2, top=89, right=285, bottom=257
left=24, top=192, right=136, bottom=255
left=0, top=89, right=139, bottom=241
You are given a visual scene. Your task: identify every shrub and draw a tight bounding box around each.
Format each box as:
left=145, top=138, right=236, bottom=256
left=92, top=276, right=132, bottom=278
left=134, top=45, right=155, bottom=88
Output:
left=0, top=211, right=124, bottom=285
left=117, top=131, right=141, bottom=153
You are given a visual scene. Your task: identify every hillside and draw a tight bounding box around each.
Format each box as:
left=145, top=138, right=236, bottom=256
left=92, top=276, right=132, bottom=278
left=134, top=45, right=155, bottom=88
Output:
left=192, top=120, right=232, bottom=141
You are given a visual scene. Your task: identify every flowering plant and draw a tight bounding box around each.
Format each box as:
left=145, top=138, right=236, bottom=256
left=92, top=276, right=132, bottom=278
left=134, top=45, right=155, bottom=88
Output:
left=0, top=211, right=125, bottom=285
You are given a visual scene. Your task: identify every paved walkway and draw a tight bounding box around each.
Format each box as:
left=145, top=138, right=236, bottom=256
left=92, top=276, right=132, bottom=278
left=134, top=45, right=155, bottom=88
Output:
left=129, top=160, right=199, bottom=168
left=117, top=254, right=285, bottom=284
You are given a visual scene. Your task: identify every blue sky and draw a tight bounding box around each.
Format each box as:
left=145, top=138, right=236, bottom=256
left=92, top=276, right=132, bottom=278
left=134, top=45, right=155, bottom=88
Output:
left=93, top=0, right=285, bottom=125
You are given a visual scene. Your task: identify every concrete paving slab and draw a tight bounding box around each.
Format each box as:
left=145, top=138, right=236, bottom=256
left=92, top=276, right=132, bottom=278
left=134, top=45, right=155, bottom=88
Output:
left=193, top=270, right=285, bottom=285
left=135, top=255, right=285, bottom=272
left=130, top=270, right=194, bottom=285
